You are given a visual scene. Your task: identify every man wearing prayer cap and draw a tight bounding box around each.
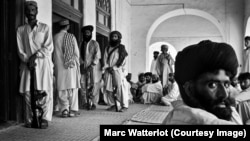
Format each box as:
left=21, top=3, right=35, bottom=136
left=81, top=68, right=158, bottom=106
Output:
left=53, top=19, right=80, bottom=118
left=58, top=19, right=69, bottom=26
left=102, top=30, right=129, bottom=112
left=80, top=25, right=101, bottom=110
left=163, top=40, right=243, bottom=125
left=25, top=1, right=37, bottom=8
left=155, top=44, right=174, bottom=95
left=17, top=0, right=54, bottom=128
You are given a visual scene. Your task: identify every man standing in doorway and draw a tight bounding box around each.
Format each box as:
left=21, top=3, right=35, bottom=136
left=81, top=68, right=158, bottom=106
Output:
left=16, top=1, right=54, bottom=128
left=53, top=19, right=81, bottom=117
left=150, top=51, right=159, bottom=74
left=156, top=44, right=174, bottom=94
left=242, top=36, right=250, bottom=73
left=80, top=25, right=101, bottom=110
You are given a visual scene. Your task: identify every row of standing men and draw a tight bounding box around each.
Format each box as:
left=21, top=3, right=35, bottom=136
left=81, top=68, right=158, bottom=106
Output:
left=16, top=1, right=129, bottom=129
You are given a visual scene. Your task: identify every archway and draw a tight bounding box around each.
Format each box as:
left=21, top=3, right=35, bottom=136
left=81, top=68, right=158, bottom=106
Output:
left=145, top=8, right=225, bottom=69
left=245, top=17, right=250, bottom=37
left=148, top=42, right=177, bottom=72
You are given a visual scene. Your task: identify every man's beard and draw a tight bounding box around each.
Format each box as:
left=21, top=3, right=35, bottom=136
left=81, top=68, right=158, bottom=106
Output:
left=83, top=35, right=92, bottom=42
left=109, top=39, right=120, bottom=47
left=152, top=79, right=158, bottom=83
left=194, top=88, right=233, bottom=121
left=146, top=79, right=151, bottom=84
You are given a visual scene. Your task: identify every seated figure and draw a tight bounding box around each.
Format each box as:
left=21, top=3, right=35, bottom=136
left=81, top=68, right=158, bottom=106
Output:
left=140, top=74, right=163, bottom=104
left=161, top=73, right=180, bottom=106
left=131, top=73, right=146, bottom=102
left=235, top=72, right=250, bottom=124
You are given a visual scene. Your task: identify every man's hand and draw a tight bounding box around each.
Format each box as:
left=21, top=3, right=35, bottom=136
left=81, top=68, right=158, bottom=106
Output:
left=106, top=67, right=114, bottom=74
left=80, top=64, right=93, bottom=74
left=80, top=64, right=85, bottom=74
left=28, top=53, right=38, bottom=70
left=86, top=65, right=93, bottom=72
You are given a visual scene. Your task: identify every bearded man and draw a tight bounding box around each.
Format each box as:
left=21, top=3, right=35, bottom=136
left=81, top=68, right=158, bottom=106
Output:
left=163, top=40, right=243, bottom=125
left=102, top=31, right=128, bottom=112
left=156, top=45, right=174, bottom=94
left=17, top=1, right=54, bottom=128
left=80, top=25, right=101, bottom=110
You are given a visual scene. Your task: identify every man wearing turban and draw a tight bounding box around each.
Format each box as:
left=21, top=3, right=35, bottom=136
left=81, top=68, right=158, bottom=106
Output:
left=163, top=40, right=242, bottom=125
left=80, top=25, right=101, bottom=110
left=155, top=45, right=174, bottom=95
left=102, top=31, right=129, bottom=112
left=16, top=1, right=54, bottom=128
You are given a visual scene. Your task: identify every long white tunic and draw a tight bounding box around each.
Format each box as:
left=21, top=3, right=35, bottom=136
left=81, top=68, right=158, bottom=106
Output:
left=156, top=53, right=174, bottom=87
left=17, top=21, right=54, bottom=93
left=242, top=49, right=250, bottom=73
left=235, top=87, right=250, bottom=102
left=53, top=30, right=81, bottom=90
left=80, top=40, right=101, bottom=84
left=141, top=81, right=163, bottom=104
left=150, top=59, right=157, bottom=74
left=103, top=46, right=127, bottom=106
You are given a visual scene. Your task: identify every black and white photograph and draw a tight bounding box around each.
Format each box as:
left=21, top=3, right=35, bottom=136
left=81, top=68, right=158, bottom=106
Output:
left=0, top=0, right=250, bottom=140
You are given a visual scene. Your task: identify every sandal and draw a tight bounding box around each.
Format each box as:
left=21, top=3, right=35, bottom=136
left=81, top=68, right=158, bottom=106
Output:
left=106, top=105, right=116, bottom=111
left=61, top=109, right=69, bottom=118
left=68, top=111, right=76, bottom=117
left=119, top=107, right=128, bottom=112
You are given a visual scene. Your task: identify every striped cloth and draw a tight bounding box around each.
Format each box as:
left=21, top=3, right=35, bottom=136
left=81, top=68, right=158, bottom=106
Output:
left=62, top=33, right=75, bottom=69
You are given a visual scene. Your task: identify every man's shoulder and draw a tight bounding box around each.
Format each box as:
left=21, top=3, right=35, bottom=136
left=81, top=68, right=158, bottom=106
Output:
left=65, top=32, right=76, bottom=38
left=17, top=24, right=27, bottom=31
left=175, top=102, right=236, bottom=124
left=119, top=44, right=125, bottom=47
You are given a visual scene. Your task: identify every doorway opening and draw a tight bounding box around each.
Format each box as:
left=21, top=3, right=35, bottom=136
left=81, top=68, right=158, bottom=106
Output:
left=148, top=42, right=177, bottom=72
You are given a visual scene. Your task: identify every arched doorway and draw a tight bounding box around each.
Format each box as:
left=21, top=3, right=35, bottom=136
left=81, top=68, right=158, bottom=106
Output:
left=148, top=42, right=177, bottom=72
left=145, top=8, right=225, bottom=69
left=245, top=17, right=250, bottom=37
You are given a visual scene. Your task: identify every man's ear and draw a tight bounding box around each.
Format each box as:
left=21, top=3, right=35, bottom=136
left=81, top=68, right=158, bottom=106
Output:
left=183, top=81, right=194, bottom=97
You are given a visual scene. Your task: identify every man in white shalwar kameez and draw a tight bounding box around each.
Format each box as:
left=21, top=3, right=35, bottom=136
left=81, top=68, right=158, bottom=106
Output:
left=141, top=74, right=163, bottom=104
left=80, top=25, right=101, bottom=110
left=161, top=73, right=180, bottom=106
left=16, top=1, right=53, bottom=128
left=242, top=36, right=250, bottom=73
left=150, top=51, right=159, bottom=74
left=235, top=72, right=250, bottom=124
left=103, top=31, right=128, bottom=112
left=156, top=45, right=174, bottom=94
left=53, top=20, right=81, bottom=117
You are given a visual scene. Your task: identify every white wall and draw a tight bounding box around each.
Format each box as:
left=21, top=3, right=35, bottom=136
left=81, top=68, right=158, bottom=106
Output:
left=225, top=0, right=244, bottom=68
left=111, top=0, right=132, bottom=73
left=131, top=0, right=245, bottom=80
left=151, top=15, right=223, bottom=52
left=83, top=0, right=97, bottom=39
